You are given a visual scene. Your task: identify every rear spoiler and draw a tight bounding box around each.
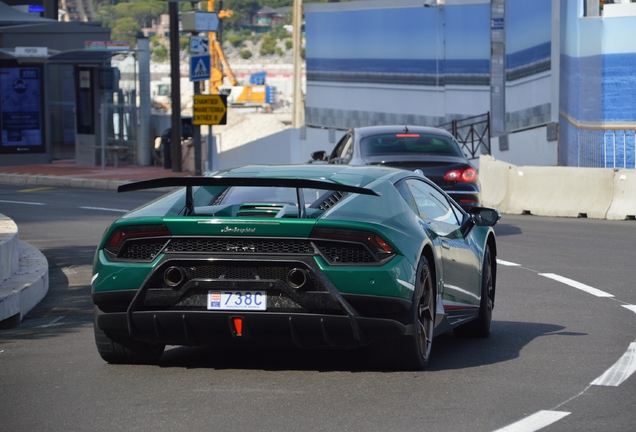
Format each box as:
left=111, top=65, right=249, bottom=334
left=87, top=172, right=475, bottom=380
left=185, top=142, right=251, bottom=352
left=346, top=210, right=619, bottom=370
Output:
left=118, top=176, right=380, bottom=217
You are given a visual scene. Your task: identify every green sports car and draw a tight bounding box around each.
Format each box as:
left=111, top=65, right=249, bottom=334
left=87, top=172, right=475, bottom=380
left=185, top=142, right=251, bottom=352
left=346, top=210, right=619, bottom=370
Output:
left=92, top=165, right=500, bottom=370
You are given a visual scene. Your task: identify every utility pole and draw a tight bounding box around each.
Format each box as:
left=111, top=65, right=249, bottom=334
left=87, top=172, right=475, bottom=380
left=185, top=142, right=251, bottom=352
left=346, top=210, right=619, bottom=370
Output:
left=192, top=1, right=202, bottom=176
left=292, top=0, right=305, bottom=128
left=169, top=1, right=182, bottom=172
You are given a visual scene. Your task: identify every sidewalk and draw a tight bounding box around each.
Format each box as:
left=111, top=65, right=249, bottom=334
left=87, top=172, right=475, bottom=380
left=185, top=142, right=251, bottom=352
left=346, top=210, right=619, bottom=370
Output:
left=0, top=159, right=194, bottom=190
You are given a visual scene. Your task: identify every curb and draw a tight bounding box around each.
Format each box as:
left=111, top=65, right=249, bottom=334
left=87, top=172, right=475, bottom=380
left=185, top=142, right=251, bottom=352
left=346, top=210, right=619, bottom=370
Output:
left=0, top=173, right=180, bottom=193
left=0, top=173, right=126, bottom=191
left=0, top=240, right=49, bottom=328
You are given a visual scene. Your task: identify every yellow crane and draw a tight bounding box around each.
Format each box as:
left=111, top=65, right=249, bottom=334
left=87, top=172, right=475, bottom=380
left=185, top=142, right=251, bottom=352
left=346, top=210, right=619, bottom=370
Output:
left=207, top=1, right=237, bottom=93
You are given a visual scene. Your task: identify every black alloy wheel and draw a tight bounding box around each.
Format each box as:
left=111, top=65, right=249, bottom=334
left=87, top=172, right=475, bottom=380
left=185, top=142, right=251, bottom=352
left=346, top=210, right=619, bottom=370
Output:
left=93, top=306, right=165, bottom=364
left=394, top=255, right=435, bottom=370
left=454, top=245, right=493, bottom=338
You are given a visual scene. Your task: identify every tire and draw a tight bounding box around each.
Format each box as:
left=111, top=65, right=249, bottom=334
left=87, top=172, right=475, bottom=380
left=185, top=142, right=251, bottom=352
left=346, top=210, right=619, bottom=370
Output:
left=392, top=255, right=436, bottom=371
left=93, top=306, right=165, bottom=364
left=454, top=245, right=493, bottom=338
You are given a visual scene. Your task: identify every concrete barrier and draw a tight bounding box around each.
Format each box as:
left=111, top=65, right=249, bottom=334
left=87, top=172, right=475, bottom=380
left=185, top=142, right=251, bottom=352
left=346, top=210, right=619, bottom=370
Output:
left=0, top=214, right=19, bottom=281
left=0, top=213, right=49, bottom=327
left=479, top=155, right=636, bottom=220
left=607, top=170, right=636, bottom=220
left=479, top=155, right=513, bottom=211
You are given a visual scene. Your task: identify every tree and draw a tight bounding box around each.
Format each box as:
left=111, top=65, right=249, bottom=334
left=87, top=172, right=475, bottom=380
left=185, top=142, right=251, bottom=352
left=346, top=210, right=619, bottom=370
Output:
left=112, top=17, right=141, bottom=46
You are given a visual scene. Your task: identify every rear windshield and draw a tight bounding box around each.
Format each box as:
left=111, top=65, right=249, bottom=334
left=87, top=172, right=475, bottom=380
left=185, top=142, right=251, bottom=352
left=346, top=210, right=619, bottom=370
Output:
left=360, top=133, right=464, bottom=158
left=213, top=187, right=331, bottom=207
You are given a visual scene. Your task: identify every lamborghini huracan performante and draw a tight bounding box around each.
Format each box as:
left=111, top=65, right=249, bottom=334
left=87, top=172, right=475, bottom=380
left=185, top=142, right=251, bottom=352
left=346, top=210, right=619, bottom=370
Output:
left=92, top=165, right=500, bottom=370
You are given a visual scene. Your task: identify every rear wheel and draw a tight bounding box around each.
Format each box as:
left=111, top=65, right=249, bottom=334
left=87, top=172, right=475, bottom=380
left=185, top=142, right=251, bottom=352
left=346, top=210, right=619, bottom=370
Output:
left=454, top=245, right=493, bottom=338
left=93, top=306, right=165, bottom=364
left=393, top=256, right=435, bottom=370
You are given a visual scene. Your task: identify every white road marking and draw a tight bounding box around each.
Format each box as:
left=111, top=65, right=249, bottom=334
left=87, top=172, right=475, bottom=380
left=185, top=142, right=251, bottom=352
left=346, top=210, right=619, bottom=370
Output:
left=494, top=410, right=570, bottom=432
left=497, top=259, right=521, bottom=267
left=591, top=342, right=636, bottom=387
left=80, top=206, right=129, bottom=213
left=623, top=305, right=636, bottom=315
left=40, top=316, right=65, bottom=328
left=62, top=267, right=76, bottom=276
left=0, top=199, right=45, bottom=206
left=538, top=273, right=614, bottom=298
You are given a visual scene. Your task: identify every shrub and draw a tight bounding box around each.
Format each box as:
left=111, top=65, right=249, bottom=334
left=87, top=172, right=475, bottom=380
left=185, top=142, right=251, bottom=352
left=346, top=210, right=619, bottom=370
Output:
left=152, top=44, right=168, bottom=62
left=240, top=49, right=252, bottom=59
left=259, top=35, right=277, bottom=56
left=179, top=36, right=190, bottom=52
left=227, top=34, right=243, bottom=47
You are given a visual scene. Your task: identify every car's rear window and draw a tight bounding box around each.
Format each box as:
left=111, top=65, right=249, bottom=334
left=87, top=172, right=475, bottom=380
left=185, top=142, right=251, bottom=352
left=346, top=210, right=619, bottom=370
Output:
left=216, top=187, right=331, bottom=207
left=360, top=133, right=464, bottom=158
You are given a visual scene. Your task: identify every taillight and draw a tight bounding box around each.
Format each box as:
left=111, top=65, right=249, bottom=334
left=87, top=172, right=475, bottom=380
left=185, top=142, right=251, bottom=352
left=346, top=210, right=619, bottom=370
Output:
left=311, top=227, right=394, bottom=255
left=396, top=133, right=420, bottom=138
left=444, top=167, right=477, bottom=183
left=105, top=224, right=171, bottom=248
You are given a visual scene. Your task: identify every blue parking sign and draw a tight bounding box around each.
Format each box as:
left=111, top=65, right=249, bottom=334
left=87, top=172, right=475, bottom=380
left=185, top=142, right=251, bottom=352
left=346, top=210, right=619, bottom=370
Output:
left=190, top=55, right=210, bottom=81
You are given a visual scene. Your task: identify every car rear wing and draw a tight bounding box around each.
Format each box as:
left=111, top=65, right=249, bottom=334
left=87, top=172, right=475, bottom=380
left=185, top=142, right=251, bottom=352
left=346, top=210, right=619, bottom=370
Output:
left=118, top=176, right=380, bottom=217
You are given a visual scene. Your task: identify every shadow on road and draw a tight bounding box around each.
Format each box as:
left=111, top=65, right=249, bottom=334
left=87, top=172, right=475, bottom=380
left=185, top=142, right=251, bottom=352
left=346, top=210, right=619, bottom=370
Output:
left=494, top=223, right=523, bottom=237
left=151, top=320, right=581, bottom=373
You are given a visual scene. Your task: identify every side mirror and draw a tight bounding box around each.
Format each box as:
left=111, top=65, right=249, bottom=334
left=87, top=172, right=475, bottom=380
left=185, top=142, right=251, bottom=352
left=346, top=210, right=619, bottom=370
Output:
left=311, top=150, right=327, bottom=161
left=469, top=207, right=502, bottom=227
left=459, top=207, right=501, bottom=237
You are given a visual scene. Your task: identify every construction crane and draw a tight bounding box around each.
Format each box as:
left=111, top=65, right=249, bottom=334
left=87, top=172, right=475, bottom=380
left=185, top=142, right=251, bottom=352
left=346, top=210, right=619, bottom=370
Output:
left=207, top=0, right=237, bottom=93
left=204, top=1, right=276, bottom=107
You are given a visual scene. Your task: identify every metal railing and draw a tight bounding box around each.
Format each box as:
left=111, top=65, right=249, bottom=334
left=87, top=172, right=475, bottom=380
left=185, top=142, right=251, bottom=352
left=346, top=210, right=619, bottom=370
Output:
left=578, top=129, right=636, bottom=169
left=100, top=103, right=139, bottom=169
left=438, top=112, right=491, bottom=159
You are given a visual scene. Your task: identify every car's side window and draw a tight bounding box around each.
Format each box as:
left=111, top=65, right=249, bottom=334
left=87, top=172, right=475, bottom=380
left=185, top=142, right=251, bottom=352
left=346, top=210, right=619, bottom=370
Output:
left=329, top=134, right=351, bottom=161
left=401, top=179, right=461, bottom=236
left=334, top=135, right=353, bottom=164
left=395, top=180, right=419, bottom=215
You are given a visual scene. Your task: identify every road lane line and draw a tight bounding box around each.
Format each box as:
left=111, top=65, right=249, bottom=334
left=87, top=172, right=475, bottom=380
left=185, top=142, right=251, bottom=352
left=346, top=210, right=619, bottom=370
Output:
left=0, top=199, right=45, bottom=206
left=40, top=316, right=65, bottom=328
left=497, top=259, right=521, bottom=267
left=19, top=187, right=54, bottom=192
left=80, top=206, right=129, bottom=213
left=494, top=410, right=570, bottom=432
left=538, top=273, right=614, bottom=298
left=591, top=342, right=636, bottom=387
left=623, top=305, right=636, bottom=315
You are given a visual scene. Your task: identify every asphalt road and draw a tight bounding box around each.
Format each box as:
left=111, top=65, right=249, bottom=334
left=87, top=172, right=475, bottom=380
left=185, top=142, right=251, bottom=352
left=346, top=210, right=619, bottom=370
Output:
left=1, top=184, right=634, bottom=431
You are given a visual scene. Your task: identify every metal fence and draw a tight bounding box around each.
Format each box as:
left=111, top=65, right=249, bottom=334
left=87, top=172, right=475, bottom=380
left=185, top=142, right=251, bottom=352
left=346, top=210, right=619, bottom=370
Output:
left=578, top=128, right=636, bottom=169
left=438, top=112, right=491, bottom=159
left=100, top=103, right=139, bottom=169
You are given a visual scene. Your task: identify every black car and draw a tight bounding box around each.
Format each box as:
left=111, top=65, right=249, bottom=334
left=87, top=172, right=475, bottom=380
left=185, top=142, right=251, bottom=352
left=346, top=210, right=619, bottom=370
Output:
left=311, top=125, right=480, bottom=210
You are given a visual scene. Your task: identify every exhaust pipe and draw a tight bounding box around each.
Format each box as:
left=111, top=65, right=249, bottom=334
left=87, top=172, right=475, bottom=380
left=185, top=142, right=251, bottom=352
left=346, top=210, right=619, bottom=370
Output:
left=164, top=266, right=185, bottom=288
left=287, top=268, right=307, bottom=289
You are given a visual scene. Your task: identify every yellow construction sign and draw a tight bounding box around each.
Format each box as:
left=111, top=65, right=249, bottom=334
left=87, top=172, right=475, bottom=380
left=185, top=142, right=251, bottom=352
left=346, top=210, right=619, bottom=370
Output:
left=193, top=94, right=227, bottom=125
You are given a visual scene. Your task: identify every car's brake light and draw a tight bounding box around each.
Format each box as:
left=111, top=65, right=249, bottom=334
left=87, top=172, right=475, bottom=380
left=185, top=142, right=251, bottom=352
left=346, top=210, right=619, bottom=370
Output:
left=106, top=224, right=171, bottom=248
left=396, top=133, right=420, bottom=138
left=444, top=167, right=478, bottom=183
left=311, top=227, right=394, bottom=255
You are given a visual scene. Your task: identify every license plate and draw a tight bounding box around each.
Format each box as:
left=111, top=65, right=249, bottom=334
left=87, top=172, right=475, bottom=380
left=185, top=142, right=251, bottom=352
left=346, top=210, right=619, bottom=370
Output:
left=207, top=290, right=267, bottom=311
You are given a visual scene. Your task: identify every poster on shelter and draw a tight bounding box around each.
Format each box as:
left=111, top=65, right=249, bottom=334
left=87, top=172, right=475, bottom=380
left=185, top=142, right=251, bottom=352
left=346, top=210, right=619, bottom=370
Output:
left=0, top=66, right=44, bottom=153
